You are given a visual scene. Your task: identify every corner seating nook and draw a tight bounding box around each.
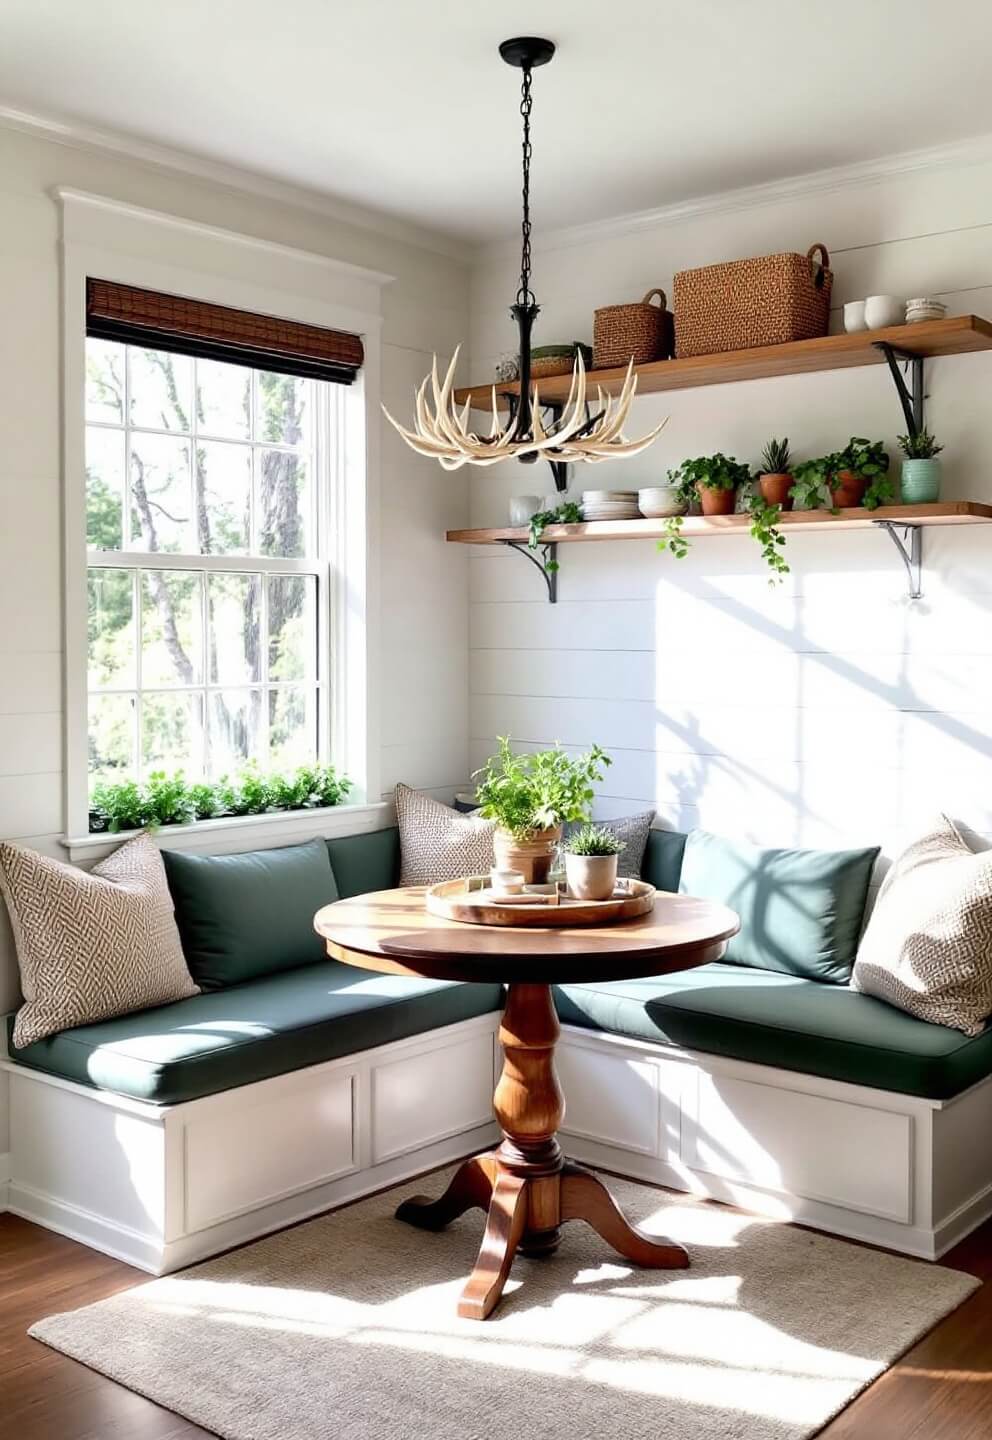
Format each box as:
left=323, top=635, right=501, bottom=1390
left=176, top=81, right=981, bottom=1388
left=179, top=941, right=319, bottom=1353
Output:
left=4, top=826, right=992, bottom=1273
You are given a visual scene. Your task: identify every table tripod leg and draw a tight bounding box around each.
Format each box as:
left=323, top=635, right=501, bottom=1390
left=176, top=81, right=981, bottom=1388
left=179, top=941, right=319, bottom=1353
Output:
left=458, top=1168, right=528, bottom=1320
left=560, top=1163, right=688, bottom=1268
left=395, top=1154, right=496, bottom=1231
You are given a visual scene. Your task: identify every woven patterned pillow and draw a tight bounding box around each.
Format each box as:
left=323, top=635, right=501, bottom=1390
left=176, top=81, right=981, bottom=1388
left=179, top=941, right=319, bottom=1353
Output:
left=564, top=810, right=655, bottom=879
left=851, top=816, right=992, bottom=1035
left=1, top=833, right=198, bottom=1048
left=394, top=783, right=497, bottom=886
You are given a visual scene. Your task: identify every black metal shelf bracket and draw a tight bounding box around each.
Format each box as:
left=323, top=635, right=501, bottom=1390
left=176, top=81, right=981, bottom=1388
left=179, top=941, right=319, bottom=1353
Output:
left=503, top=540, right=558, bottom=602
left=873, top=342, right=925, bottom=437
left=874, top=520, right=923, bottom=599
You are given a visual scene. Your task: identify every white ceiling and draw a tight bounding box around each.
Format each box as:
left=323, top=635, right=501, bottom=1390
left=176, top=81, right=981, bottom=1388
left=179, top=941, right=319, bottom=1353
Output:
left=3, top=0, right=992, bottom=244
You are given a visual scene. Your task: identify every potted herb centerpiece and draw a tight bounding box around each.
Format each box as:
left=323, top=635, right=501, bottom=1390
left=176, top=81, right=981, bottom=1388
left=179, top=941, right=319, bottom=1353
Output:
left=898, top=430, right=944, bottom=502
left=474, top=737, right=611, bottom=883
left=562, top=823, right=625, bottom=900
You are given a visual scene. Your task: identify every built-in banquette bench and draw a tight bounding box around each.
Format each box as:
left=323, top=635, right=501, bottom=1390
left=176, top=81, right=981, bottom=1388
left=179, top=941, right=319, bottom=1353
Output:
left=4, top=826, right=992, bottom=1272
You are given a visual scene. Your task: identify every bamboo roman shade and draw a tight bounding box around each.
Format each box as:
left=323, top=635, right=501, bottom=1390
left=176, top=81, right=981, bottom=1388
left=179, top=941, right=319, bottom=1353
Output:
left=86, top=279, right=364, bottom=384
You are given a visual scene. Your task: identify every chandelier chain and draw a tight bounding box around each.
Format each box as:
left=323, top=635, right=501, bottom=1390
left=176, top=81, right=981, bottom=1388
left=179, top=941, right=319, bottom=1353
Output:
left=517, top=63, right=535, bottom=307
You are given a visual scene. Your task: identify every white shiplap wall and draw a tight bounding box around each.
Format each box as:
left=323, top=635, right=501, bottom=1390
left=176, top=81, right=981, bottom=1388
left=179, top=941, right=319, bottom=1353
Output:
left=467, top=150, right=992, bottom=860
left=0, top=122, right=472, bottom=1157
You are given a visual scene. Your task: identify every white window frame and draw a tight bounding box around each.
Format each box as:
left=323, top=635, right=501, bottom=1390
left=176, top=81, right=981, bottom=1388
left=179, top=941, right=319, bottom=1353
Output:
left=58, top=189, right=392, bottom=852
left=85, top=350, right=338, bottom=785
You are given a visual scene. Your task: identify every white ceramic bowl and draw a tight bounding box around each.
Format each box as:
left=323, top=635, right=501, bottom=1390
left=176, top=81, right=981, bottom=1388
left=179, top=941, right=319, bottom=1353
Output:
left=865, top=295, right=905, bottom=329
left=843, top=300, right=867, bottom=333
left=508, top=494, right=541, bottom=525
left=638, top=486, right=685, bottom=518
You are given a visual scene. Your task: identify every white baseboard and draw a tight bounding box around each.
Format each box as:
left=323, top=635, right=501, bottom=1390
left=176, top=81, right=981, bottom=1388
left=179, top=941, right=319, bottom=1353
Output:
left=0, top=1150, right=10, bottom=1212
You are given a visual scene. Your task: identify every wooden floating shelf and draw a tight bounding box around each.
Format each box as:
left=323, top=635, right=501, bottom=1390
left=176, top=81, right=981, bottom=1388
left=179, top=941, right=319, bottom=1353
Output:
left=454, top=314, right=992, bottom=410
left=447, top=502, right=992, bottom=547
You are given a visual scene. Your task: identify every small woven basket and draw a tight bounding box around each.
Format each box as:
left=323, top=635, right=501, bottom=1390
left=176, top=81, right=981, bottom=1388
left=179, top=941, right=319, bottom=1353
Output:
left=593, top=289, right=674, bottom=369
left=529, top=342, right=592, bottom=380
left=673, top=244, right=832, bottom=357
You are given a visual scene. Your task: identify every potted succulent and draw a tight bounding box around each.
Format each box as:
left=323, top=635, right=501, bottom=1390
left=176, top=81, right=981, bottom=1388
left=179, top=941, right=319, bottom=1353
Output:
left=474, top=736, right=611, bottom=883
left=757, top=437, right=794, bottom=510
left=562, top=823, right=625, bottom=901
left=898, top=430, right=944, bottom=503
left=791, top=438, right=893, bottom=511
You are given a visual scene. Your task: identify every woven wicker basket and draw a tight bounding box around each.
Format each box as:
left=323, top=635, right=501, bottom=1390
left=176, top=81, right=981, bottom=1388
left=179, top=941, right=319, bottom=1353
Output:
left=593, top=289, right=674, bottom=369
left=529, top=343, right=592, bottom=380
left=673, top=245, right=832, bottom=357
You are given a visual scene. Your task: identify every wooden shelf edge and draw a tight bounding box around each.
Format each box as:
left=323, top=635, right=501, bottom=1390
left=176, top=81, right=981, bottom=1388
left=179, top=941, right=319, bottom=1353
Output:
left=454, top=314, right=992, bottom=410
left=447, top=502, right=992, bottom=546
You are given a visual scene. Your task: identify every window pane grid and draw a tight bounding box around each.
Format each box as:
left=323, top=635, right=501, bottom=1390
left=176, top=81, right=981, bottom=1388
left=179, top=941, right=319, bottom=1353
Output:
left=86, top=339, right=329, bottom=791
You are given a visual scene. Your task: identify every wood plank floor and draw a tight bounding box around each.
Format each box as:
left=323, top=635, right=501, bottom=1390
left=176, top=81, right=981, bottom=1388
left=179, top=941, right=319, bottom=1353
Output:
left=3, top=1202, right=992, bottom=1440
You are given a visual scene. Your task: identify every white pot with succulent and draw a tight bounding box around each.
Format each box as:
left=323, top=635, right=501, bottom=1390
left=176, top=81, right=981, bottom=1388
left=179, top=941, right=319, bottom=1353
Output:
left=562, top=823, right=625, bottom=901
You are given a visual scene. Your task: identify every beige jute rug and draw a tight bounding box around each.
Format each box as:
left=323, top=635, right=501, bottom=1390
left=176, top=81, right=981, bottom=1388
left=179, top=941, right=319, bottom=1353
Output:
left=31, top=1168, right=978, bottom=1440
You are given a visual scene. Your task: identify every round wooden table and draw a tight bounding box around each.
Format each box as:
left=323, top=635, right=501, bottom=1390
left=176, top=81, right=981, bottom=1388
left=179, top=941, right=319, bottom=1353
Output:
left=314, top=886, right=739, bottom=1320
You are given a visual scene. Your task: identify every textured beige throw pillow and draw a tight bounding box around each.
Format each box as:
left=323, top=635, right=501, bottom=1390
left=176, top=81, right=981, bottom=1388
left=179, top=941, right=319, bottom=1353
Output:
left=1, top=832, right=198, bottom=1048
left=395, top=783, right=497, bottom=885
left=851, top=816, right=992, bottom=1035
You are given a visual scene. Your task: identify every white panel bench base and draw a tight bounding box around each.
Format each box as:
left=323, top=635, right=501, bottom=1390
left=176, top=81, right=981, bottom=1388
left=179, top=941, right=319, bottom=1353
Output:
left=2, top=1012, right=501, bottom=1274
left=5, top=1013, right=992, bottom=1270
left=557, top=1024, right=992, bottom=1261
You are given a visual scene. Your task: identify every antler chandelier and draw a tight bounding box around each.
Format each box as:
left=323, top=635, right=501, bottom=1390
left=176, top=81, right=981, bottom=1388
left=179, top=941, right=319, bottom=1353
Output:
left=383, top=36, right=667, bottom=472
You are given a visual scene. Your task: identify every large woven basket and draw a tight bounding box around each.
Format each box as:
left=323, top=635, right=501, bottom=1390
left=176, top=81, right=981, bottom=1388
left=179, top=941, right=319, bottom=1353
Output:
left=593, top=289, right=674, bottom=369
left=673, top=244, right=832, bottom=357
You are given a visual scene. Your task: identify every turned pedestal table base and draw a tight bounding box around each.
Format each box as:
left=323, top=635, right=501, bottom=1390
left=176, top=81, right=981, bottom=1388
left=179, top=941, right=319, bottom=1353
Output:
left=314, top=885, right=738, bottom=1323
left=396, top=982, right=687, bottom=1320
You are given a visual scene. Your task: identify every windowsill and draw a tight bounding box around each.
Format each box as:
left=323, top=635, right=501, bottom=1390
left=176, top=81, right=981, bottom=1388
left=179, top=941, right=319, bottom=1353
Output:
left=61, top=800, right=392, bottom=862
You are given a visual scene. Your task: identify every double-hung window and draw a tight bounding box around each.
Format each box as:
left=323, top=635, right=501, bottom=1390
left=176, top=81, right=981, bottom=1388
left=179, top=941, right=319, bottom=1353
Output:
left=82, top=281, right=363, bottom=802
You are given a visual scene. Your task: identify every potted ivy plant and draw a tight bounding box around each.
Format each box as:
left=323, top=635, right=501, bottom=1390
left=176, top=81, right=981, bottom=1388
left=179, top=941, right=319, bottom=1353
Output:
left=473, top=737, right=611, bottom=883
left=667, top=453, right=751, bottom=517
left=562, top=823, right=624, bottom=901
left=898, top=430, right=944, bottom=503
left=757, top=437, right=794, bottom=510
left=791, top=438, right=893, bottom=511
left=834, top=437, right=892, bottom=508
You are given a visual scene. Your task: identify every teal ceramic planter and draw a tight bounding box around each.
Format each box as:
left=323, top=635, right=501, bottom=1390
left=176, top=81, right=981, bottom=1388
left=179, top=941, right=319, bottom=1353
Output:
left=901, top=458, right=942, bottom=504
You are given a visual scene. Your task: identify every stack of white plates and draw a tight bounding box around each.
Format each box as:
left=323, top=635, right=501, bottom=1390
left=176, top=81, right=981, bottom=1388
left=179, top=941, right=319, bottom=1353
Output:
left=581, top=489, right=640, bottom=520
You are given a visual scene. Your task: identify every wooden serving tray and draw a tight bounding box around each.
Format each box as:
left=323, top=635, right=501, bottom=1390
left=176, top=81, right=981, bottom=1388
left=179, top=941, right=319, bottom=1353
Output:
left=425, top=875, right=656, bottom=928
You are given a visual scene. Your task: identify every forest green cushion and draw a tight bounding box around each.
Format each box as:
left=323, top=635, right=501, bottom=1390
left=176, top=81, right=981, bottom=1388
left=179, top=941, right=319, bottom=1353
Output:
left=642, top=828, right=687, bottom=892
left=326, top=827, right=399, bottom=897
left=7, top=961, right=503, bottom=1105
left=679, top=830, right=879, bottom=983
left=162, top=838, right=337, bottom=990
left=553, top=965, right=992, bottom=1100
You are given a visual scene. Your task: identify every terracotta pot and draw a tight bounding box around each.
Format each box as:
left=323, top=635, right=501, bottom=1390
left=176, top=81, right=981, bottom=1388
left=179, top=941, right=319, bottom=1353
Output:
left=758, top=472, right=794, bottom=510
left=831, top=470, right=868, bottom=508
left=564, top=851, right=618, bottom=901
left=493, top=825, right=562, bottom=884
left=696, top=482, right=737, bottom=516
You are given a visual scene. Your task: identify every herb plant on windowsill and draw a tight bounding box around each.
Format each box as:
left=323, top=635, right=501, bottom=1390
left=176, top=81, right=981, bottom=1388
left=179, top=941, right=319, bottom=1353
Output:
left=88, top=763, right=353, bottom=834
left=473, top=736, right=611, bottom=883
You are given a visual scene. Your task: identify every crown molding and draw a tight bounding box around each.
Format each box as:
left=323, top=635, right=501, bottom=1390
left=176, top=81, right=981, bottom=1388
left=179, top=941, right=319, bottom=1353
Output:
left=478, top=132, right=992, bottom=262
left=55, top=187, right=396, bottom=289
left=0, top=103, right=472, bottom=264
